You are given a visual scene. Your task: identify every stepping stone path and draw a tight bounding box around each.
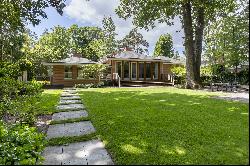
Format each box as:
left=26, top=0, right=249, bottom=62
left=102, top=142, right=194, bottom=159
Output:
left=42, top=88, right=113, bottom=165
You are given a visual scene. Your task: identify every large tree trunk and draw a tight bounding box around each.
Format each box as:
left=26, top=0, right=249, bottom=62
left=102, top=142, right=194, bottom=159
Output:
left=194, top=7, right=205, bottom=85
left=182, top=2, right=196, bottom=88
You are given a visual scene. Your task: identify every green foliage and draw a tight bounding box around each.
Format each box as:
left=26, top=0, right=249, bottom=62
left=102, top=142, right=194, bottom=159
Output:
left=78, top=64, right=107, bottom=80
left=0, top=0, right=65, bottom=61
left=102, top=16, right=118, bottom=55
left=0, top=77, right=43, bottom=124
left=171, top=66, right=186, bottom=85
left=119, top=28, right=149, bottom=54
left=0, top=62, right=21, bottom=78
left=204, top=1, right=249, bottom=68
left=0, top=121, right=45, bottom=165
left=153, top=34, right=174, bottom=58
left=33, top=25, right=107, bottom=64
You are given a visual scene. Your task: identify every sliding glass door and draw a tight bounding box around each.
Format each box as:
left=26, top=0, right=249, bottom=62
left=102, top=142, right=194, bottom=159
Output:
left=123, top=61, right=129, bottom=80
left=146, top=63, right=151, bottom=80
left=153, top=63, right=158, bottom=80
left=131, top=62, right=137, bottom=80
left=139, top=62, right=144, bottom=80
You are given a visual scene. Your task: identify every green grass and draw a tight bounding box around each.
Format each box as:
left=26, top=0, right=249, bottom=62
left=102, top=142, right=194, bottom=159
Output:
left=34, top=89, right=62, bottom=115
left=50, top=117, right=90, bottom=125
left=78, top=87, right=249, bottom=165
left=47, top=133, right=97, bottom=146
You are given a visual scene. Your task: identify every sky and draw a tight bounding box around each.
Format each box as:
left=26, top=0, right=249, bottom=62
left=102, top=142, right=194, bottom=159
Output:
left=27, top=0, right=185, bottom=56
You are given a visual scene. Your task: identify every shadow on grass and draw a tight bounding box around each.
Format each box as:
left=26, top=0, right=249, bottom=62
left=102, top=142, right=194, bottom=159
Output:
left=78, top=88, right=249, bottom=165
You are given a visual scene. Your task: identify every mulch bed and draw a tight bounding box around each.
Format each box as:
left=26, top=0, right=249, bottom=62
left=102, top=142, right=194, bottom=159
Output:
left=35, top=114, right=52, bottom=134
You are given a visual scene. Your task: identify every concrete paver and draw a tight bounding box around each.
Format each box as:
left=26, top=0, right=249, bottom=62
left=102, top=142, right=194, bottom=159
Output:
left=52, top=110, right=88, bottom=121
left=46, top=121, right=95, bottom=139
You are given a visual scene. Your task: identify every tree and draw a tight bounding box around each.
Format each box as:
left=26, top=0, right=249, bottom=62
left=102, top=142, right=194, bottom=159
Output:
left=0, top=0, right=66, bottom=61
left=116, top=0, right=236, bottom=88
left=119, top=28, right=149, bottom=54
left=153, top=34, right=174, bottom=58
left=102, top=16, right=118, bottom=55
left=33, top=26, right=70, bottom=62
left=204, top=0, right=249, bottom=80
left=33, top=25, right=107, bottom=62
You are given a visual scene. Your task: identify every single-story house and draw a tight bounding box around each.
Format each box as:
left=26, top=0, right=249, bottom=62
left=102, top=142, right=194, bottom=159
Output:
left=43, top=50, right=185, bottom=87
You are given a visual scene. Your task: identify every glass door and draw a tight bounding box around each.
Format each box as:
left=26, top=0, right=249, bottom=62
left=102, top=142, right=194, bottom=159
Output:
left=131, top=62, right=137, bottom=80
left=139, top=62, right=144, bottom=80
left=146, top=63, right=151, bottom=80
left=123, top=61, right=129, bottom=80
left=153, top=63, right=158, bottom=80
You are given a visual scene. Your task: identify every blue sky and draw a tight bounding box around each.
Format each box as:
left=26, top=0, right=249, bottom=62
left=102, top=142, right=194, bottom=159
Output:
left=27, top=0, right=185, bottom=56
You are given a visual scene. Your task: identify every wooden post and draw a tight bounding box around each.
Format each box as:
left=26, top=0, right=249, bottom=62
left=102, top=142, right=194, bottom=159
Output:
left=144, top=62, right=146, bottom=81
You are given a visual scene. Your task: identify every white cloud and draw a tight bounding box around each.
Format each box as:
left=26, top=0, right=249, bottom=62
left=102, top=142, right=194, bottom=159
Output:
left=64, top=0, right=184, bottom=56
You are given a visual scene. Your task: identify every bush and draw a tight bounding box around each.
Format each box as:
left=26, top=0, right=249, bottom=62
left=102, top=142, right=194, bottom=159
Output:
left=0, top=121, right=45, bottom=165
left=75, top=82, right=105, bottom=88
left=171, top=66, right=186, bottom=85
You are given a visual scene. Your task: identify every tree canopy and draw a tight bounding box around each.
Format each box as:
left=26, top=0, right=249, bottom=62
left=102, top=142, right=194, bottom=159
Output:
left=119, top=28, right=149, bottom=54
left=102, top=16, right=118, bottom=55
left=33, top=25, right=107, bottom=62
left=153, top=34, right=174, bottom=58
left=204, top=0, right=249, bottom=69
left=0, top=0, right=66, bottom=61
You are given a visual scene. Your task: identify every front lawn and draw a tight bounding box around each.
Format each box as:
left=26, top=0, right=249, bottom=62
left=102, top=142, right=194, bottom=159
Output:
left=34, top=89, right=62, bottom=115
left=78, top=87, right=249, bottom=165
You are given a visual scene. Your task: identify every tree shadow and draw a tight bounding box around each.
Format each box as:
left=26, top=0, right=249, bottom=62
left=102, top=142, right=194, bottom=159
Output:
left=78, top=88, right=249, bottom=165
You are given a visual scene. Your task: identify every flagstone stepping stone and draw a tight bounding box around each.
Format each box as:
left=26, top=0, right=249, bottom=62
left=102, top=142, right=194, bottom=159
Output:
left=42, top=140, right=114, bottom=165
left=63, top=89, right=77, bottom=92
left=64, top=88, right=76, bottom=90
left=61, top=96, right=81, bottom=100
left=46, top=121, right=95, bottom=139
left=61, top=93, right=78, bottom=97
left=59, top=99, right=82, bottom=105
left=52, top=110, right=88, bottom=121
left=57, top=104, right=85, bottom=110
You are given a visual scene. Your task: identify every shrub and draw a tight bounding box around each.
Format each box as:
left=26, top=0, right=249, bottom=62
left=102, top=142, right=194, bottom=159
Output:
left=171, top=66, right=186, bottom=85
left=0, top=121, right=45, bottom=165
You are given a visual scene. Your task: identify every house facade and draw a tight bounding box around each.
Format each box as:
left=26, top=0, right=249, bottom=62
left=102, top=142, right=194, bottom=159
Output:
left=103, top=51, right=184, bottom=85
left=43, top=51, right=185, bottom=87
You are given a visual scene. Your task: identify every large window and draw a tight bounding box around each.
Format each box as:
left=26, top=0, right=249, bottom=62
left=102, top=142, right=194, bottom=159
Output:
left=153, top=63, right=158, bottom=80
left=146, top=63, right=151, bottom=80
left=139, top=63, right=144, bottom=80
left=123, top=61, right=129, bottom=80
left=64, top=66, right=72, bottom=79
left=131, top=62, right=137, bottom=80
